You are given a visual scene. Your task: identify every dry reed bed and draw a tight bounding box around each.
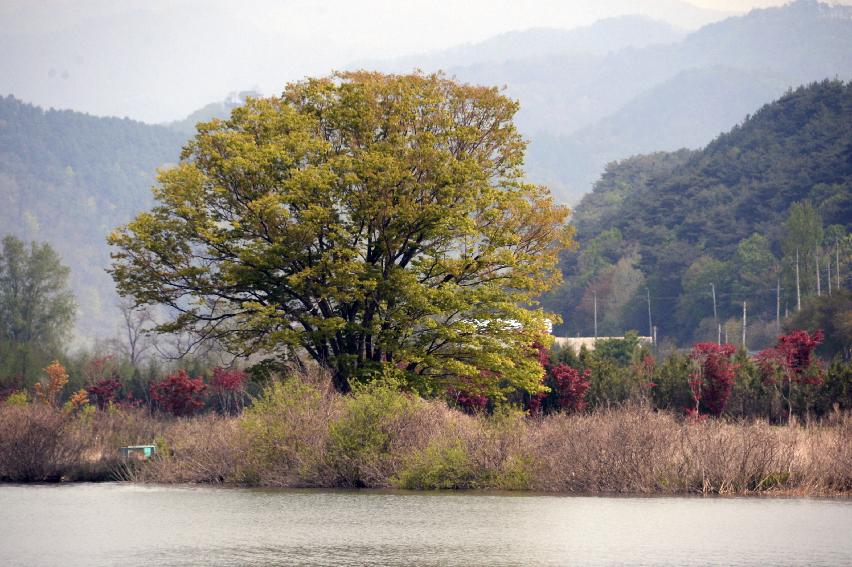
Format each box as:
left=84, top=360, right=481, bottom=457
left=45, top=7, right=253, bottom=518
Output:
left=526, top=409, right=851, bottom=495
left=1, top=385, right=849, bottom=495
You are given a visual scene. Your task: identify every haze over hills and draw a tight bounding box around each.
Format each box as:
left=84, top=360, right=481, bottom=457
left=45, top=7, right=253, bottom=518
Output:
left=168, top=1, right=852, bottom=202
left=1, top=1, right=851, bottom=344
left=525, top=66, right=794, bottom=198
left=428, top=0, right=852, bottom=201
left=352, top=16, right=687, bottom=72
left=0, top=96, right=184, bottom=341
left=0, top=0, right=735, bottom=124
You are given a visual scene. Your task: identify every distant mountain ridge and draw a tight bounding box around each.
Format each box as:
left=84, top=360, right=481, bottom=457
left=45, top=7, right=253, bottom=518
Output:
left=379, top=0, right=852, bottom=202
left=525, top=66, right=794, bottom=199
left=172, top=1, right=852, bottom=203
left=352, top=16, right=686, bottom=72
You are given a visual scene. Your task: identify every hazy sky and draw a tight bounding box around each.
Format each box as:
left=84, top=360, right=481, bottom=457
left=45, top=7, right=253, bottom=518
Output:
left=0, top=0, right=848, bottom=122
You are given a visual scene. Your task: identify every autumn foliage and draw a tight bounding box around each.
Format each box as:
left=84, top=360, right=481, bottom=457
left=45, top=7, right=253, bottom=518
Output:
left=756, top=329, right=825, bottom=420
left=33, top=361, right=69, bottom=406
left=688, top=343, right=737, bottom=417
left=549, top=364, right=592, bottom=412
left=759, top=329, right=825, bottom=383
left=86, top=378, right=122, bottom=410
left=210, top=367, right=247, bottom=414
left=150, top=370, right=208, bottom=417
left=531, top=342, right=591, bottom=414
left=448, top=387, right=489, bottom=414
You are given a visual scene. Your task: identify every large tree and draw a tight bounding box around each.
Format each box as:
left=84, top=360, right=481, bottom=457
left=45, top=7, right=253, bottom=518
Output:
left=109, top=72, right=573, bottom=397
left=0, top=235, right=76, bottom=385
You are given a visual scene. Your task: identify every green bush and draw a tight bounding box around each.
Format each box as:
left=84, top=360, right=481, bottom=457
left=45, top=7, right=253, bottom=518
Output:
left=395, top=439, right=476, bottom=489
left=241, top=375, right=336, bottom=485
left=3, top=390, right=29, bottom=406
left=650, top=352, right=693, bottom=412
left=493, top=455, right=533, bottom=490
left=326, top=380, right=419, bottom=487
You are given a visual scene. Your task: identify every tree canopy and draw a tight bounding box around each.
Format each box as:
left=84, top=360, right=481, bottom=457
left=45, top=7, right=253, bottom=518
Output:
left=109, top=72, right=573, bottom=397
left=0, top=235, right=76, bottom=385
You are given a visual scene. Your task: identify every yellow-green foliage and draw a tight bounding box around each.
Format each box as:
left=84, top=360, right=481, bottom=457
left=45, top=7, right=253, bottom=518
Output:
left=4, top=390, right=29, bottom=406
left=108, top=71, right=573, bottom=398
left=395, top=438, right=476, bottom=489
left=493, top=455, right=534, bottom=490
left=241, top=376, right=336, bottom=485
left=327, top=380, right=419, bottom=486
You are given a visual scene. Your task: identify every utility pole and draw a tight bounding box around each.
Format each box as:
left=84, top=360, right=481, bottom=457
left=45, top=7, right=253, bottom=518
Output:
left=816, top=254, right=821, bottom=297
left=646, top=288, right=653, bottom=340
left=776, top=277, right=781, bottom=332
left=593, top=291, right=598, bottom=339
left=742, top=301, right=747, bottom=350
left=711, top=283, right=717, bottom=321
left=827, top=256, right=832, bottom=295
left=796, top=248, right=801, bottom=311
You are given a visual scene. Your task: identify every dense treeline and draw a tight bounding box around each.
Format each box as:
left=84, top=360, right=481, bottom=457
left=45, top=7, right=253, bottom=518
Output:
left=545, top=80, right=852, bottom=348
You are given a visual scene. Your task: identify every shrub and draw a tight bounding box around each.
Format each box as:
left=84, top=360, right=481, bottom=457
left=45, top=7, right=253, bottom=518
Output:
left=86, top=378, right=122, bottom=410
left=33, top=361, right=69, bottom=406
left=550, top=364, right=591, bottom=412
left=689, top=343, right=737, bottom=417
left=757, top=329, right=825, bottom=420
left=3, top=390, right=29, bottom=406
left=241, top=372, right=338, bottom=486
left=395, top=439, right=476, bottom=489
left=210, top=367, right=248, bottom=414
left=0, top=404, right=82, bottom=481
left=326, top=380, right=420, bottom=487
left=150, top=370, right=207, bottom=417
left=447, top=387, right=489, bottom=414
left=129, top=416, right=246, bottom=484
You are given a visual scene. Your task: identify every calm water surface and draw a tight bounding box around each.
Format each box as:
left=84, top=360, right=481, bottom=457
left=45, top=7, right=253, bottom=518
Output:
left=0, top=483, right=850, bottom=566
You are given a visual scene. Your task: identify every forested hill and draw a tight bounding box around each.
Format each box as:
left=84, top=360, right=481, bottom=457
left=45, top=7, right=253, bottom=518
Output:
left=546, top=80, right=852, bottom=348
left=0, top=95, right=185, bottom=339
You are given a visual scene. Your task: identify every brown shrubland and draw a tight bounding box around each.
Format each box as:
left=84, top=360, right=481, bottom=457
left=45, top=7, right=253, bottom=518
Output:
left=1, top=372, right=849, bottom=494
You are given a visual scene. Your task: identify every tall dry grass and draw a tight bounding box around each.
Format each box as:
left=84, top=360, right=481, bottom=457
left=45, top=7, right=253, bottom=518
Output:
left=1, top=375, right=849, bottom=494
left=0, top=404, right=169, bottom=481
left=527, top=407, right=851, bottom=494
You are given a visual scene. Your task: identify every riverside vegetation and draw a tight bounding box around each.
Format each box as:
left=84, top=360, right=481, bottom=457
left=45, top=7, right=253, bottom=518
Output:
left=1, top=72, right=850, bottom=495
left=1, top=341, right=850, bottom=495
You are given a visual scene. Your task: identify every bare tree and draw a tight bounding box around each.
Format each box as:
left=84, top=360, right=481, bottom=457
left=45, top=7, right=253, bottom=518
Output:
left=116, top=299, right=155, bottom=367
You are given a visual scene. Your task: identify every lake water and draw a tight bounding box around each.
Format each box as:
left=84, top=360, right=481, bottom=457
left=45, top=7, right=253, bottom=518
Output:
left=0, top=484, right=850, bottom=566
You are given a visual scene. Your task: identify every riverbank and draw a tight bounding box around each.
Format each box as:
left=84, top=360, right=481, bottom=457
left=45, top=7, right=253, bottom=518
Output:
left=1, top=375, right=849, bottom=495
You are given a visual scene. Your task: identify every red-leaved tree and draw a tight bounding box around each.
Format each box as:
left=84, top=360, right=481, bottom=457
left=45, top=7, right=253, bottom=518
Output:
left=210, top=367, right=247, bottom=414
left=689, top=343, right=737, bottom=417
left=529, top=342, right=591, bottom=415
left=86, top=378, right=122, bottom=410
left=447, top=386, right=490, bottom=414
left=756, top=329, right=824, bottom=421
left=150, top=370, right=208, bottom=417
left=549, top=364, right=591, bottom=412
